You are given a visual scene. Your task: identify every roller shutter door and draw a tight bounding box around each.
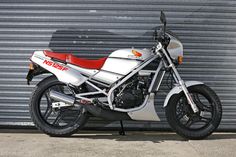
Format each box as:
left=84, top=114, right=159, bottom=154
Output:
left=0, top=0, right=235, bottom=130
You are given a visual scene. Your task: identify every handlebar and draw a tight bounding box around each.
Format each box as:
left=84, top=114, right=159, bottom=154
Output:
left=153, top=11, right=170, bottom=48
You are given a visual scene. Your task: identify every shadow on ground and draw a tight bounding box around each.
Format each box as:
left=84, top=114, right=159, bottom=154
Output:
left=71, top=132, right=185, bottom=143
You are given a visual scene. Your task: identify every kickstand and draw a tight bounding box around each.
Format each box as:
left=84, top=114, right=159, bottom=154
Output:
left=119, top=120, right=125, bottom=136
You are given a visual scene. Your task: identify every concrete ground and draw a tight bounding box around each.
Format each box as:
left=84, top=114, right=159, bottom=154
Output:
left=0, top=130, right=235, bottom=157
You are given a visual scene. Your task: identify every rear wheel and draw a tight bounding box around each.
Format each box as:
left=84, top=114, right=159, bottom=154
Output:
left=165, top=84, right=222, bottom=140
left=29, top=76, right=89, bottom=137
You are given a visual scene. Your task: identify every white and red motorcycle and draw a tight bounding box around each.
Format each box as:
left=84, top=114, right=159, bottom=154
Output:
left=26, top=12, right=222, bottom=139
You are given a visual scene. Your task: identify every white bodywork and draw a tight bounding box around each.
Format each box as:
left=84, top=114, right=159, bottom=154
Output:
left=109, top=48, right=152, bottom=60
left=31, top=51, right=87, bottom=86
left=31, top=48, right=151, bottom=85
left=128, top=93, right=160, bottom=121
left=92, top=48, right=151, bottom=84
left=68, top=64, right=98, bottom=76
left=92, top=70, right=123, bottom=84
left=163, top=81, right=204, bottom=107
left=101, top=58, right=141, bottom=75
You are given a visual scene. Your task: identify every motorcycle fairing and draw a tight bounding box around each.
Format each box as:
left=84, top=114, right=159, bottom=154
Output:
left=30, top=50, right=87, bottom=86
left=127, top=93, right=160, bottom=121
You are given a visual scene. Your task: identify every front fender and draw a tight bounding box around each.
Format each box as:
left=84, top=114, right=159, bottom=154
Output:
left=163, top=81, right=204, bottom=107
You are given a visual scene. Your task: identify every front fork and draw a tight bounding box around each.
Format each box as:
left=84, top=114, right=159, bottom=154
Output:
left=161, top=48, right=199, bottom=113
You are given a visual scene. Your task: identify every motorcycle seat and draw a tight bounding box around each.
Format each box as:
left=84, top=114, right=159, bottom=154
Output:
left=43, top=50, right=107, bottom=70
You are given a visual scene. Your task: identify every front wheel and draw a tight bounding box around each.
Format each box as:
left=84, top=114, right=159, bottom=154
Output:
left=165, top=84, right=222, bottom=140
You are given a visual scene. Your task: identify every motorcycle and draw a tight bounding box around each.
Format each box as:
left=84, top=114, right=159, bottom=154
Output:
left=26, top=11, right=222, bottom=139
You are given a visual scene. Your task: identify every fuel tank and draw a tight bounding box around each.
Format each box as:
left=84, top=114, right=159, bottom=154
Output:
left=92, top=48, right=152, bottom=84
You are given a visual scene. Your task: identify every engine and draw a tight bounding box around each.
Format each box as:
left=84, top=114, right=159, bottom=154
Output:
left=114, top=75, right=150, bottom=109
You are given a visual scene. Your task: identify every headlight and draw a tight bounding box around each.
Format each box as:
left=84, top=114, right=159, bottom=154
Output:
left=167, top=33, right=183, bottom=63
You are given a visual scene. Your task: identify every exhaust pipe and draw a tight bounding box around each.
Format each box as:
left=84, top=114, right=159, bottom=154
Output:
left=49, top=90, right=131, bottom=120
left=49, top=90, right=75, bottom=105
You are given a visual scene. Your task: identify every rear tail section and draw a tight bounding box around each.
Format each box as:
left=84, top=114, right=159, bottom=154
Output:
left=30, top=50, right=87, bottom=86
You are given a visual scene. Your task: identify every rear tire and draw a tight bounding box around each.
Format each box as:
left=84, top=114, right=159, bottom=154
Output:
left=165, top=84, right=222, bottom=140
left=29, top=75, right=89, bottom=137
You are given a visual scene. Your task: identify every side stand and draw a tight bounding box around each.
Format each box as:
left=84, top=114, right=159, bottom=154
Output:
left=119, top=120, right=125, bottom=136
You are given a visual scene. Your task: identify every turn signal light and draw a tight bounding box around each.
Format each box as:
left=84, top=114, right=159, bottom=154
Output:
left=29, top=62, right=34, bottom=70
left=178, top=56, right=183, bottom=64
left=132, top=50, right=142, bottom=57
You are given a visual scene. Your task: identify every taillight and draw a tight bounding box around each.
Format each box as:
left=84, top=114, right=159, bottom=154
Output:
left=29, top=62, right=34, bottom=70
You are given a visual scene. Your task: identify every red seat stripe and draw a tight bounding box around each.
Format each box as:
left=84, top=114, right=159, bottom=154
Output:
left=44, top=50, right=68, bottom=61
left=43, top=50, right=107, bottom=70
left=68, top=55, right=107, bottom=69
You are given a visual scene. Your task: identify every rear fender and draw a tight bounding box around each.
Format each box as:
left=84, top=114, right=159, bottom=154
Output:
left=163, top=81, right=204, bottom=107
left=26, top=65, right=48, bottom=85
left=28, top=50, right=87, bottom=86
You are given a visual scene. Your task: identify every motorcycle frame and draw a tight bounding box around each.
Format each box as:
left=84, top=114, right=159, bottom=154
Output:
left=73, top=42, right=198, bottom=113
left=75, top=54, right=161, bottom=112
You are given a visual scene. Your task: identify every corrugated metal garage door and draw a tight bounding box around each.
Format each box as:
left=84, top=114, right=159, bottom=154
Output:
left=0, top=0, right=236, bottom=130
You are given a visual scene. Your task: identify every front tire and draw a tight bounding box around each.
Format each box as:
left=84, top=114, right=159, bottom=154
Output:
left=165, top=84, right=222, bottom=140
left=29, top=75, right=89, bottom=137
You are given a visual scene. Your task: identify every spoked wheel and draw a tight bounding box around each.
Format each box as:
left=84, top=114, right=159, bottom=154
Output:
left=165, top=84, right=222, bottom=140
left=29, top=76, right=89, bottom=137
